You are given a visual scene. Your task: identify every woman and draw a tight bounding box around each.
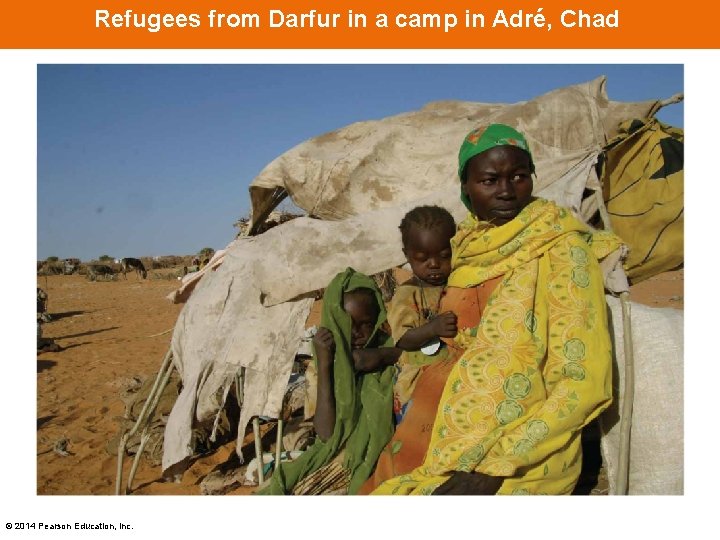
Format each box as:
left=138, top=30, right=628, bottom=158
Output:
left=366, top=124, right=621, bottom=495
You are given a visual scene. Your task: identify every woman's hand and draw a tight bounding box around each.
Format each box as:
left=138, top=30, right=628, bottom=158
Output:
left=313, top=327, right=335, bottom=368
left=429, top=311, right=458, bottom=338
left=432, top=471, right=503, bottom=495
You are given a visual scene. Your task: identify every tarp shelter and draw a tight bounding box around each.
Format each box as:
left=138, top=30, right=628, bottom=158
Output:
left=160, top=77, right=683, bottom=493
left=600, top=118, right=684, bottom=283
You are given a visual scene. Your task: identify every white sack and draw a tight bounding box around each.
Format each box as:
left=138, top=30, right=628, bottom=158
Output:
left=601, top=296, right=684, bottom=495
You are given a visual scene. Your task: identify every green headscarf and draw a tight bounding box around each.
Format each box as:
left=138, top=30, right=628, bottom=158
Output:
left=258, top=267, right=395, bottom=495
left=458, top=123, right=535, bottom=211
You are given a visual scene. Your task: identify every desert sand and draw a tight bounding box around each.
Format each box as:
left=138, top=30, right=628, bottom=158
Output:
left=36, top=268, right=683, bottom=496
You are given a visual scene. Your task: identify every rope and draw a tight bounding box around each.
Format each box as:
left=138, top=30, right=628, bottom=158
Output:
left=144, top=328, right=173, bottom=338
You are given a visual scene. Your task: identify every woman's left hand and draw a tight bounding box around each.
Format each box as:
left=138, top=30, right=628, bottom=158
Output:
left=432, top=471, right=503, bottom=495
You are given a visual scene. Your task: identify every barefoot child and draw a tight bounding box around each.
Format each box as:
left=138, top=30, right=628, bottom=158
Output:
left=259, top=267, right=400, bottom=495
left=390, top=205, right=458, bottom=423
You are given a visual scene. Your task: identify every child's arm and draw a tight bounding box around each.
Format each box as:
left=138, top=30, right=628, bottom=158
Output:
left=351, top=346, right=402, bottom=373
left=395, top=311, right=458, bottom=351
left=312, top=327, right=336, bottom=442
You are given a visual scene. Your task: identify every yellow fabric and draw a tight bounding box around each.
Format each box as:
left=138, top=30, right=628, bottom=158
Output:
left=601, top=118, right=684, bottom=283
left=387, top=279, right=446, bottom=407
left=388, top=279, right=445, bottom=342
left=372, top=198, right=620, bottom=495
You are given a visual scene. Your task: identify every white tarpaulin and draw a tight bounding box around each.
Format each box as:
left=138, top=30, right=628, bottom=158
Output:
left=248, top=77, right=661, bottom=230
left=166, top=247, right=228, bottom=304
left=162, top=241, right=314, bottom=472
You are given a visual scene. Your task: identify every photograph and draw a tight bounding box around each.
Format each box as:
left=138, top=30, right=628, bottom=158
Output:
left=35, top=64, right=684, bottom=499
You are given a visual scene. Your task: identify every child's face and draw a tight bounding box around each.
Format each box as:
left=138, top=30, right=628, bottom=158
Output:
left=403, top=226, right=453, bottom=287
left=343, top=292, right=379, bottom=349
left=462, top=145, right=534, bottom=225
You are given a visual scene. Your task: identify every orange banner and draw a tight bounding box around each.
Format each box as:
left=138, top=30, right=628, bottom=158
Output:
left=1, top=0, right=717, bottom=49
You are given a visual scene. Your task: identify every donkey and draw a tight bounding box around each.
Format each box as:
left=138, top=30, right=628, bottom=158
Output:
left=121, top=257, right=147, bottom=279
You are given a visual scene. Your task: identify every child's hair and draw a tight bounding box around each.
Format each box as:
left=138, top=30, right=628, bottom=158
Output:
left=399, top=205, right=456, bottom=245
left=343, top=287, right=379, bottom=312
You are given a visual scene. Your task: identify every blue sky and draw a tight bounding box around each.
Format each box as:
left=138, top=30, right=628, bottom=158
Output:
left=37, top=64, right=683, bottom=261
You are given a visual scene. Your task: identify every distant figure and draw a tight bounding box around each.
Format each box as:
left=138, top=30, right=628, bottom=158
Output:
left=37, top=287, right=51, bottom=322
left=37, top=287, right=60, bottom=352
left=200, top=257, right=210, bottom=269
left=63, top=258, right=80, bottom=275
left=121, top=257, right=147, bottom=280
left=191, top=257, right=200, bottom=267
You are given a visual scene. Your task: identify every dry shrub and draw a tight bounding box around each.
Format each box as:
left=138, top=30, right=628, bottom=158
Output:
left=149, top=255, right=194, bottom=269
left=37, top=262, right=64, bottom=276
left=149, top=269, right=185, bottom=280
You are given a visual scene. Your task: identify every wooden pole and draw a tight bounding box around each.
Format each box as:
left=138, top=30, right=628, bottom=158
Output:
left=275, top=419, right=283, bottom=472
left=615, top=292, right=634, bottom=495
left=253, top=417, right=264, bottom=484
left=115, top=349, right=173, bottom=495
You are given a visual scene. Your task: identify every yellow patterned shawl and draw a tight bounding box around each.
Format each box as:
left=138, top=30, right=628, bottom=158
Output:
left=372, top=198, right=620, bottom=495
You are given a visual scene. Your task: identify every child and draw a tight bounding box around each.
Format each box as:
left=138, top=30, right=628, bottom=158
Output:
left=259, top=267, right=400, bottom=495
left=390, top=205, right=458, bottom=422
left=313, top=286, right=400, bottom=441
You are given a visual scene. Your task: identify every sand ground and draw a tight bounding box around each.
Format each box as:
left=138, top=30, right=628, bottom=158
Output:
left=36, top=269, right=683, bottom=495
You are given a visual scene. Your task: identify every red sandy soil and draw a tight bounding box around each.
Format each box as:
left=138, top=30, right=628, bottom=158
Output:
left=36, top=269, right=682, bottom=495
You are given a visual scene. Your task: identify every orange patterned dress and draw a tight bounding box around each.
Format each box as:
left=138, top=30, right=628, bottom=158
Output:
left=359, top=277, right=502, bottom=494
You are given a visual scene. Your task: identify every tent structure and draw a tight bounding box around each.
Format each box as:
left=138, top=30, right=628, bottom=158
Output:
left=114, top=77, right=683, bottom=495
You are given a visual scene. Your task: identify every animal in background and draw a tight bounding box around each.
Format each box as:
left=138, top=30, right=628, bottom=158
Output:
left=121, top=257, right=147, bottom=280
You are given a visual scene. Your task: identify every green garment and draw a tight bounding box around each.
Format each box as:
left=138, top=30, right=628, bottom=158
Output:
left=458, top=123, right=535, bottom=211
left=258, top=267, right=395, bottom=495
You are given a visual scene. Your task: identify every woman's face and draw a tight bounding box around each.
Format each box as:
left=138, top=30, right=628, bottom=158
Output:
left=462, top=145, right=534, bottom=225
